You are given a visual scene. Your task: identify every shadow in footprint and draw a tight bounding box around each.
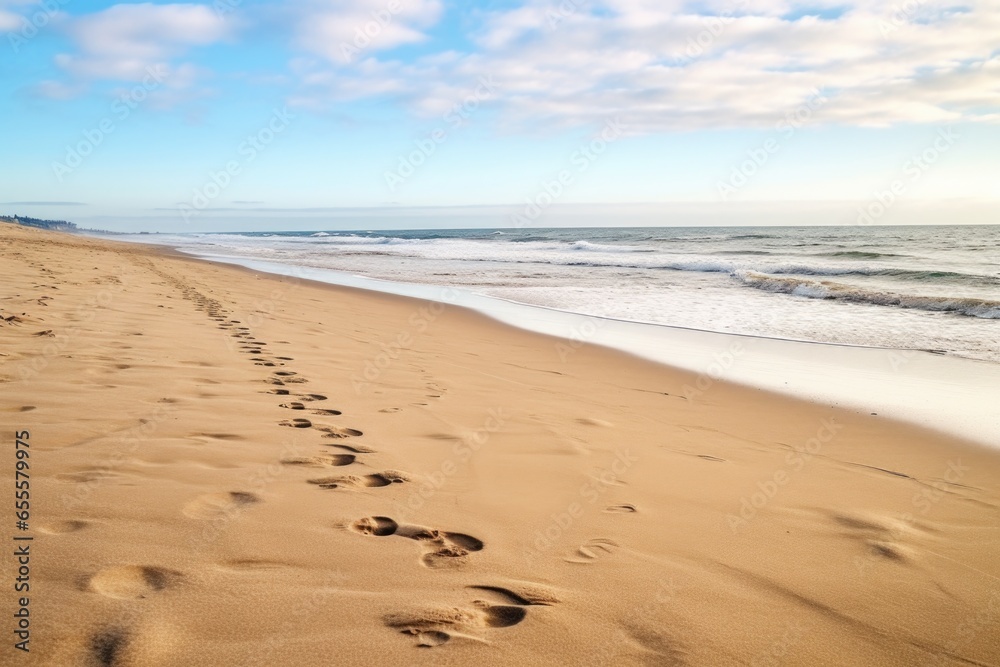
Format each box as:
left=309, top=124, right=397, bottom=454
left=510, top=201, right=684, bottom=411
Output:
left=183, top=491, right=260, bottom=520
left=309, top=471, right=407, bottom=489
left=281, top=455, right=356, bottom=468
left=604, top=504, right=637, bottom=513
left=565, top=538, right=620, bottom=564
left=91, top=627, right=128, bottom=666
left=319, top=426, right=363, bottom=438
left=327, top=443, right=376, bottom=454
left=350, top=517, right=483, bottom=568
left=384, top=583, right=547, bottom=649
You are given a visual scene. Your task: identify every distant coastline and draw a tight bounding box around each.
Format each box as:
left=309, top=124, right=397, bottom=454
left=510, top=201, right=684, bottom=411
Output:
left=1, top=214, right=118, bottom=235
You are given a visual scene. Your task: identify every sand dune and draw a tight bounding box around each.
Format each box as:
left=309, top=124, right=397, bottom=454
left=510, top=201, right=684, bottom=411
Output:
left=2, top=222, right=999, bottom=666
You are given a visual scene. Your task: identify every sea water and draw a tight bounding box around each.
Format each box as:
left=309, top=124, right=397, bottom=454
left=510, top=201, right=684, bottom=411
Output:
left=143, top=225, right=1000, bottom=364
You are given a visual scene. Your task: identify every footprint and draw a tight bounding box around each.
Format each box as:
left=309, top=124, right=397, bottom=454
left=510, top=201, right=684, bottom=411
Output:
left=604, top=504, right=637, bottom=513
left=350, top=517, right=484, bottom=568
left=270, top=373, right=306, bottom=384
left=308, top=471, right=408, bottom=490
left=327, top=443, right=377, bottom=454
left=87, top=565, right=183, bottom=599
left=830, top=512, right=913, bottom=563
left=91, top=627, right=128, bottom=666
left=281, top=455, right=356, bottom=467
left=385, top=584, right=552, bottom=648
left=319, top=426, right=363, bottom=439
left=299, top=394, right=327, bottom=402
left=467, top=584, right=560, bottom=606
left=280, top=402, right=306, bottom=410
left=56, top=470, right=118, bottom=484
left=312, top=408, right=343, bottom=416
left=38, top=519, right=89, bottom=534
left=279, top=418, right=312, bottom=428
left=183, top=491, right=260, bottom=520
left=350, top=516, right=399, bottom=536
left=215, top=559, right=290, bottom=572
left=565, top=538, right=620, bottom=564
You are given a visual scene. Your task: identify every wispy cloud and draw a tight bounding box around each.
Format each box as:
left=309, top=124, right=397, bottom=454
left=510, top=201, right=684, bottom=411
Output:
left=289, top=0, right=1000, bottom=131
left=37, top=3, right=234, bottom=104
left=293, top=0, right=443, bottom=64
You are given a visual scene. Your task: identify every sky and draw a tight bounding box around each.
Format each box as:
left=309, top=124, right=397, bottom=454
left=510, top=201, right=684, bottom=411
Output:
left=1, top=0, right=998, bottom=232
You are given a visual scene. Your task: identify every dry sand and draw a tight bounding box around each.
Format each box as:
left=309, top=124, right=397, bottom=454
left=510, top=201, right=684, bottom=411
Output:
left=2, top=222, right=999, bottom=666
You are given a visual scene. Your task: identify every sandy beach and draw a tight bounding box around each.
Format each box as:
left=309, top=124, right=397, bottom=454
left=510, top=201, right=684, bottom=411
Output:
left=3, top=222, right=999, bottom=666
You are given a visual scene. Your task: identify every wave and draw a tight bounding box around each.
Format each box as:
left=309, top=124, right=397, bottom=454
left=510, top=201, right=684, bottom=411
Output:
left=821, top=251, right=910, bottom=259
left=177, top=233, right=1000, bottom=288
left=717, top=250, right=773, bottom=255
left=736, top=271, right=1000, bottom=319
left=568, top=240, right=654, bottom=253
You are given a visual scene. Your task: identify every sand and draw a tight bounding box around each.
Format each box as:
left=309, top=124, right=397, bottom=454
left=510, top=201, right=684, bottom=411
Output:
left=2, top=222, right=999, bottom=666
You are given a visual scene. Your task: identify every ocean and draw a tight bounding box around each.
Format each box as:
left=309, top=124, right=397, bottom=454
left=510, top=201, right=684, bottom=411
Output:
left=145, top=225, right=1000, bottom=365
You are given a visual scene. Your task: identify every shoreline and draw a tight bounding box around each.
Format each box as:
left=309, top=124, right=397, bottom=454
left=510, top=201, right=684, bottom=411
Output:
left=5, top=223, right=1000, bottom=666
left=160, top=247, right=1000, bottom=448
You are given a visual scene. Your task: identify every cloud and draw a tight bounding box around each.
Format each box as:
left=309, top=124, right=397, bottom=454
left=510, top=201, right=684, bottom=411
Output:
left=290, top=0, right=1000, bottom=130
left=42, top=2, right=233, bottom=100
left=293, top=0, right=443, bottom=64
left=0, top=9, right=21, bottom=30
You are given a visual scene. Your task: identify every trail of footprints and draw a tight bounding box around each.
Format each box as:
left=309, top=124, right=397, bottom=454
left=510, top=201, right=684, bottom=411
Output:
left=65, top=268, right=553, bottom=656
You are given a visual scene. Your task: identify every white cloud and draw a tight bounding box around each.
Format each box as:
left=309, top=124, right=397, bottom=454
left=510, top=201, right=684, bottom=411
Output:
left=0, top=9, right=21, bottom=30
left=50, top=3, right=231, bottom=91
left=294, top=0, right=443, bottom=64
left=290, top=0, right=1000, bottom=131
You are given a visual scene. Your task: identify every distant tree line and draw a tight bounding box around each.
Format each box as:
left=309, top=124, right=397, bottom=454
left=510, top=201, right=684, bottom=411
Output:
left=2, top=215, right=78, bottom=231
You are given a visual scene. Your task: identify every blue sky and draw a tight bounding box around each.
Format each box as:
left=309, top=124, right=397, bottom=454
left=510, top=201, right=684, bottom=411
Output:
left=1, top=0, right=998, bottom=231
